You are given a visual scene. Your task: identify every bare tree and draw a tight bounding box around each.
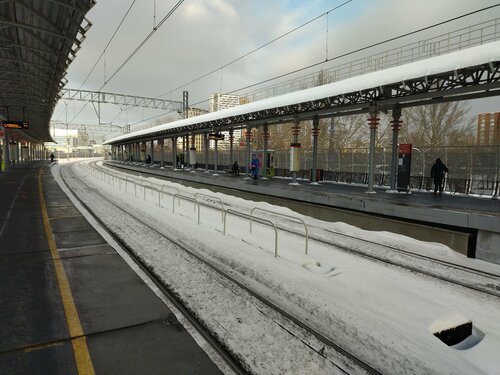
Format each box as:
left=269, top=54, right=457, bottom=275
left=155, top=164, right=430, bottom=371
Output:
left=400, top=102, right=474, bottom=149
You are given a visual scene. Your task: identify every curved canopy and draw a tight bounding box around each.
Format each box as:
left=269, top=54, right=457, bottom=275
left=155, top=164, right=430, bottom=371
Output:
left=0, top=0, right=95, bottom=142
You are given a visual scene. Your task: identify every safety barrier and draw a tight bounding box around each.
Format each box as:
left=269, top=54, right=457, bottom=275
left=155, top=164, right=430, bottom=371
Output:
left=194, top=192, right=225, bottom=222
left=224, top=209, right=278, bottom=257
left=250, top=207, right=309, bottom=255
left=81, top=162, right=310, bottom=258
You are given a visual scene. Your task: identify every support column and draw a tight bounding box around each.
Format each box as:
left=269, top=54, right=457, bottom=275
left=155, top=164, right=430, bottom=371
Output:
left=141, top=142, right=146, bottom=163
left=367, top=105, right=380, bottom=194
left=182, top=136, right=187, bottom=168
left=262, top=124, right=269, bottom=178
left=213, top=139, right=219, bottom=176
left=172, top=137, right=177, bottom=169
left=245, top=125, right=252, bottom=178
left=389, top=105, right=402, bottom=192
left=189, top=133, right=196, bottom=170
left=311, top=116, right=320, bottom=184
left=4, top=130, right=10, bottom=170
left=150, top=140, right=154, bottom=164
left=160, top=139, right=165, bottom=168
left=229, top=128, right=234, bottom=166
left=290, top=117, right=301, bottom=185
left=204, top=132, right=209, bottom=172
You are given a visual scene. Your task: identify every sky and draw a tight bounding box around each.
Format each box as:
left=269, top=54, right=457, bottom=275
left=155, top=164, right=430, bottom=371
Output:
left=55, top=159, right=500, bottom=374
left=51, top=0, right=500, bottom=136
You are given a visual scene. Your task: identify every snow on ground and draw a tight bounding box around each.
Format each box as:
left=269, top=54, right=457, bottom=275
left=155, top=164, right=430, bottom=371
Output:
left=56, top=160, right=500, bottom=374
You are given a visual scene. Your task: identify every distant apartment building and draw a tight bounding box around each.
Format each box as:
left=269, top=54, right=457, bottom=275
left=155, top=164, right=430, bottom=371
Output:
left=477, top=112, right=500, bottom=145
left=186, top=107, right=208, bottom=118
left=210, top=93, right=240, bottom=112
left=208, top=93, right=249, bottom=150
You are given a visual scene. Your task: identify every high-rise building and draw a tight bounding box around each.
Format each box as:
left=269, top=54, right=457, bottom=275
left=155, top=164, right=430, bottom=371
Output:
left=210, top=93, right=241, bottom=112
left=477, top=112, right=500, bottom=145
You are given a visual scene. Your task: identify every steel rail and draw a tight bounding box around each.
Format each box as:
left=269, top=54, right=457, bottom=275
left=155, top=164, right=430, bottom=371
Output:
left=67, top=162, right=379, bottom=374
left=59, top=165, right=248, bottom=375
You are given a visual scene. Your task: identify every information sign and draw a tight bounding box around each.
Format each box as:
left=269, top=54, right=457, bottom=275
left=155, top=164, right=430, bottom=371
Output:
left=3, top=121, right=29, bottom=129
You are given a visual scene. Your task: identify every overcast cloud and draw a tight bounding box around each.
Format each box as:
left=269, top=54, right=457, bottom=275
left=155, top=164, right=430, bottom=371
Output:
left=52, top=0, right=500, bottom=132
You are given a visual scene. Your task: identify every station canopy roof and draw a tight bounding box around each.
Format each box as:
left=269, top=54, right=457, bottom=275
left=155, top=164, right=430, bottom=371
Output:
left=105, top=40, right=500, bottom=146
left=0, top=0, right=95, bottom=142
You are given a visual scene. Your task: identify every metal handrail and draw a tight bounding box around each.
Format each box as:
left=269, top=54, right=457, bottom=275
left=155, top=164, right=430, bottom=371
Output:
left=194, top=192, right=225, bottom=222
left=224, top=208, right=278, bottom=257
left=250, top=207, right=309, bottom=254
left=172, top=193, right=200, bottom=224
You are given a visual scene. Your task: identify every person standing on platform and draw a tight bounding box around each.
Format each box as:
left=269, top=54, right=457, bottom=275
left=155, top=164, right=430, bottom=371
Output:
left=431, top=158, right=448, bottom=196
left=50, top=153, right=55, bottom=162
left=250, top=156, right=259, bottom=179
left=231, top=161, right=240, bottom=176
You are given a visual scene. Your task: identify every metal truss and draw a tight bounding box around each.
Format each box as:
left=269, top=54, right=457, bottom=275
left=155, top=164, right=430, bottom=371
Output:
left=60, top=89, right=184, bottom=112
left=50, top=121, right=127, bottom=134
left=109, top=61, right=500, bottom=144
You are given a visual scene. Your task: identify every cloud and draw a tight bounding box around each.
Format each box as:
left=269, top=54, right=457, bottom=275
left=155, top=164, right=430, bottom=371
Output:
left=53, top=0, right=500, bottom=130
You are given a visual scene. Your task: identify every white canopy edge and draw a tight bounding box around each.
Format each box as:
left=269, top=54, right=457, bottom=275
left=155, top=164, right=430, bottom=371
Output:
left=105, top=40, right=500, bottom=145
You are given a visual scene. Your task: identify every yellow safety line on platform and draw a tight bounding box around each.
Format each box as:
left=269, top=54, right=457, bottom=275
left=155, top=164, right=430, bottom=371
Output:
left=38, top=168, right=95, bottom=375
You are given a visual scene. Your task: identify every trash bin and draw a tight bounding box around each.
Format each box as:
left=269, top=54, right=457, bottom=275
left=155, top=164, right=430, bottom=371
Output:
left=310, top=169, right=323, bottom=181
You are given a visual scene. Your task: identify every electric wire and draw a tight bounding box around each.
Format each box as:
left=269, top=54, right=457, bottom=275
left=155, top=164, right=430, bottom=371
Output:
left=124, top=3, right=500, bottom=130
left=54, top=0, right=136, bottom=123
left=156, top=0, right=352, bottom=99
left=67, top=0, right=185, bottom=126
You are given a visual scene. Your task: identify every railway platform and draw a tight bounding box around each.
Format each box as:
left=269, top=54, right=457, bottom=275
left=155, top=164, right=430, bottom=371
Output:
left=0, top=162, right=222, bottom=374
left=105, top=160, right=500, bottom=265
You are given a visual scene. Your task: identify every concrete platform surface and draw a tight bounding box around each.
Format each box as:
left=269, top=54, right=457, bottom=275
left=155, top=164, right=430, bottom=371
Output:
left=0, top=163, right=222, bottom=374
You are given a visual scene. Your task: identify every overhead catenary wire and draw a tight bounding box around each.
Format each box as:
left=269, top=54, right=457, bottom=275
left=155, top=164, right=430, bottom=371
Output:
left=108, top=0, right=353, bottom=126
left=122, top=4, right=500, bottom=131
left=156, top=0, right=352, bottom=99
left=54, top=0, right=136, bottom=123
left=68, top=0, right=185, bottom=126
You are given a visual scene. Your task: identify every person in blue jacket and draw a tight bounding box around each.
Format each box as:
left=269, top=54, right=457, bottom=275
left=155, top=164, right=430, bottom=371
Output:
left=250, top=156, right=259, bottom=179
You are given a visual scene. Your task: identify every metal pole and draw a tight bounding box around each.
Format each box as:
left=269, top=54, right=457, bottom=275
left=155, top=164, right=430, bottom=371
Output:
left=262, top=123, right=269, bottom=178
left=389, top=105, right=401, bottom=192
left=311, top=116, right=319, bottom=184
left=204, top=132, right=209, bottom=172
left=4, top=129, right=10, bottom=170
left=246, top=125, right=252, bottom=178
left=160, top=139, right=164, bottom=168
left=367, top=105, right=379, bottom=194
left=291, top=116, right=300, bottom=185
left=172, top=137, right=177, bottom=169
left=229, top=127, right=234, bottom=166
left=214, top=139, right=219, bottom=175
left=150, top=140, right=154, bottom=164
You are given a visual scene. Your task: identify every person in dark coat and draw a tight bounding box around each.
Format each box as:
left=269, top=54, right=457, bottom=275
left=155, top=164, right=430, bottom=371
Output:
left=430, top=158, right=448, bottom=195
left=231, top=161, right=240, bottom=176
left=146, top=154, right=152, bottom=164
left=50, top=153, right=55, bottom=162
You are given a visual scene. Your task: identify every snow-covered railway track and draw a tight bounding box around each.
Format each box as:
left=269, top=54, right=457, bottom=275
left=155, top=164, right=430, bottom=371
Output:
left=100, top=161, right=500, bottom=299
left=302, top=225, right=500, bottom=298
left=60, top=163, right=380, bottom=374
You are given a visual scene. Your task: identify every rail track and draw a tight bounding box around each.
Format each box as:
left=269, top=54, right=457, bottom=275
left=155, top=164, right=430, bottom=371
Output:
left=100, top=161, right=500, bottom=299
left=59, top=161, right=380, bottom=375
